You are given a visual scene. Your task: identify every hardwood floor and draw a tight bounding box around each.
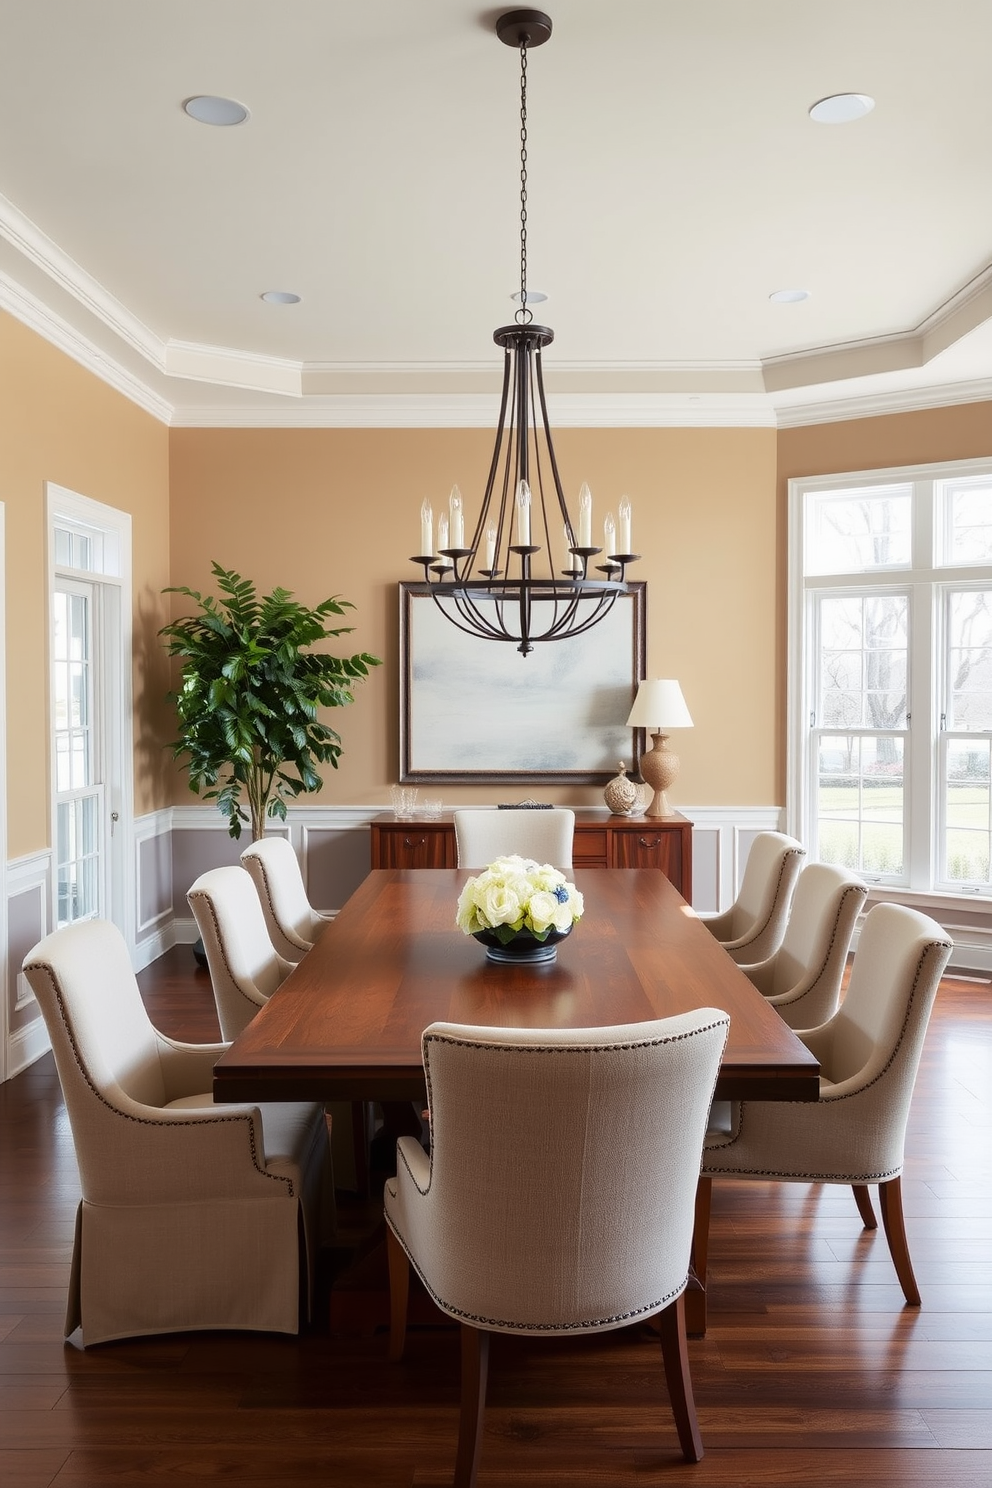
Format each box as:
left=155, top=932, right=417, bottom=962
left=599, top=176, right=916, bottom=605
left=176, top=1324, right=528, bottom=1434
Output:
left=1, top=945, right=989, bottom=1487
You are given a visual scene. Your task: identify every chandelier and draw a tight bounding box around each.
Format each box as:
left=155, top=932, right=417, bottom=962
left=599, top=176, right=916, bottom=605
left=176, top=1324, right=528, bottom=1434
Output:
left=411, top=8, right=640, bottom=656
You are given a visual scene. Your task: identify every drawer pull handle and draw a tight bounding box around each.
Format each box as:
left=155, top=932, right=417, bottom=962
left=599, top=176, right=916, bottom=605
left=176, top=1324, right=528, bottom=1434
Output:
left=638, top=837, right=662, bottom=849
left=404, top=836, right=426, bottom=848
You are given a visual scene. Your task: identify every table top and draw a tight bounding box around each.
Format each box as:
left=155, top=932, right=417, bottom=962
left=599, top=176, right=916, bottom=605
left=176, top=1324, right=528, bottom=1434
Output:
left=213, top=868, right=820, bottom=1105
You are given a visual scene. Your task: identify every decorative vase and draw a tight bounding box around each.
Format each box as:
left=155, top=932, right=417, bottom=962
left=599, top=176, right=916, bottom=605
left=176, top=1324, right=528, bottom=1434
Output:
left=471, top=925, right=572, bottom=965
left=603, top=760, right=639, bottom=816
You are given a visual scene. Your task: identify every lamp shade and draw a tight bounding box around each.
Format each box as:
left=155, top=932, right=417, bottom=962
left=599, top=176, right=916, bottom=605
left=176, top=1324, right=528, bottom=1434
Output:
left=626, top=679, right=693, bottom=731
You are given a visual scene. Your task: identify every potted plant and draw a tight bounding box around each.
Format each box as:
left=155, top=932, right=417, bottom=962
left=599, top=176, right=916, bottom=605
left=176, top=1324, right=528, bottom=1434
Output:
left=161, top=562, right=380, bottom=840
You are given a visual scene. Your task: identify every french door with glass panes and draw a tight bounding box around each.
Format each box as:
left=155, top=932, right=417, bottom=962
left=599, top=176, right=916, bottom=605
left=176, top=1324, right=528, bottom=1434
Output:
left=52, top=578, right=105, bottom=925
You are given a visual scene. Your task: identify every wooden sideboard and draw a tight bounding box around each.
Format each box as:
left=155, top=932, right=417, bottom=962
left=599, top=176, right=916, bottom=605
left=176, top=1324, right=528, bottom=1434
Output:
left=369, top=811, right=693, bottom=902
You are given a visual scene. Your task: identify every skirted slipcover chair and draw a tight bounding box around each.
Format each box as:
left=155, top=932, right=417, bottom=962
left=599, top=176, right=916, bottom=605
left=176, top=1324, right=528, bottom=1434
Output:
left=385, top=1011, right=730, bottom=1483
left=188, top=864, right=296, bottom=1040
left=22, top=919, right=334, bottom=1347
left=697, top=830, right=806, bottom=964
left=737, top=862, right=868, bottom=1029
left=698, top=903, right=952, bottom=1308
left=453, top=807, right=575, bottom=872
left=240, top=835, right=331, bottom=964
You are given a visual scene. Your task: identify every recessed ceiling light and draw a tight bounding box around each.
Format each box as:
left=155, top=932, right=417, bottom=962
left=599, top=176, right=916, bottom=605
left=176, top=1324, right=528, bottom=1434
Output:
left=510, top=289, right=548, bottom=305
left=809, top=93, right=875, bottom=124
left=183, top=95, right=249, bottom=126
left=260, top=291, right=301, bottom=305
left=769, top=288, right=811, bottom=304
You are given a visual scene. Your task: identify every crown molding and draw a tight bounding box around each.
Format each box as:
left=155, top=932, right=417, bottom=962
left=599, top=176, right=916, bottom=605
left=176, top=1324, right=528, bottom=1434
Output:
left=169, top=390, right=779, bottom=429
left=0, top=186, right=990, bottom=432
left=774, top=376, right=992, bottom=428
left=0, top=267, right=174, bottom=423
left=762, top=263, right=992, bottom=393
left=0, top=191, right=165, bottom=366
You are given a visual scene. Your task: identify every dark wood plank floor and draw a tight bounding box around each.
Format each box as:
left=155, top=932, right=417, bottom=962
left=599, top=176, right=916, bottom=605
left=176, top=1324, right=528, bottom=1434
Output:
left=0, top=945, right=989, bottom=1487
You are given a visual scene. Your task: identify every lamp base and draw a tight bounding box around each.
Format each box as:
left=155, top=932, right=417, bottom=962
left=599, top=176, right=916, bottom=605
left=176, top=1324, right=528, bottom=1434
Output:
left=640, top=731, right=680, bottom=818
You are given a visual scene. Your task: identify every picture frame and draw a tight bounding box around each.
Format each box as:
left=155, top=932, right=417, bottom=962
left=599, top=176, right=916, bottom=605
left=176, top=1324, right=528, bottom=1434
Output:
left=398, top=580, right=646, bottom=785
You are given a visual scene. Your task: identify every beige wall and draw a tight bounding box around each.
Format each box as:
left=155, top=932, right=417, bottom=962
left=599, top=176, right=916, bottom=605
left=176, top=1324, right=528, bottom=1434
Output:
left=777, top=399, right=992, bottom=483
left=0, top=312, right=172, bottom=857
left=168, top=425, right=780, bottom=809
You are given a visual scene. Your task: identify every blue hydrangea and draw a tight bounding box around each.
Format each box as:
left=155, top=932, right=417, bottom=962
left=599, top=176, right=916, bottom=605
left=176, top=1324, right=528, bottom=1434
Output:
left=554, top=885, right=570, bottom=904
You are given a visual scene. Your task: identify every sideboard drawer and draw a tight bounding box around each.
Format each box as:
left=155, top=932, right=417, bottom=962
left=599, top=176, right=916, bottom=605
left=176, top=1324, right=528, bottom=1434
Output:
left=369, top=825, right=455, bottom=869
left=572, top=827, right=609, bottom=867
left=612, top=829, right=685, bottom=891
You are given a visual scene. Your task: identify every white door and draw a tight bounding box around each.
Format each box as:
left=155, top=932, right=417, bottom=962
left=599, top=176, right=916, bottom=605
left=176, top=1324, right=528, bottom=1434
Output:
left=48, top=490, right=132, bottom=943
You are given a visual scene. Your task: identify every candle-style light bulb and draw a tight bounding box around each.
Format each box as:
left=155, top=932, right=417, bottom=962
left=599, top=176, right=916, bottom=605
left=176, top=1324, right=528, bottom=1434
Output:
left=438, top=514, right=449, bottom=551
left=420, top=498, right=433, bottom=557
left=619, top=496, right=632, bottom=554
left=578, top=482, right=593, bottom=547
left=516, top=480, right=532, bottom=545
left=449, top=485, right=464, bottom=549
left=604, top=512, right=616, bottom=555
left=485, top=523, right=498, bottom=571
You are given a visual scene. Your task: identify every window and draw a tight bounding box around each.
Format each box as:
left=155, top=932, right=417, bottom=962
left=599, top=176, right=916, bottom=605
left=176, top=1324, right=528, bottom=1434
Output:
left=789, top=459, right=992, bottom=898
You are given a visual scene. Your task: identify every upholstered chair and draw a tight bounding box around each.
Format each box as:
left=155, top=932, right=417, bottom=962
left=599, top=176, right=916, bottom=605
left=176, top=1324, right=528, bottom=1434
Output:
left=240, top=835, right=331, bottom=963
left=698, top=903, right=952, bottom=1307
left=188, top=865, right=296, bottom=1040
left=737, top=862, right=868, bottom=1029
left=22, top=918, right=334, bottom=1347
left=385, top=1011, right=730, bottom=1482
left=697, top=830, right=805, bottom=964
left=452, top=807, right=575, bottom=871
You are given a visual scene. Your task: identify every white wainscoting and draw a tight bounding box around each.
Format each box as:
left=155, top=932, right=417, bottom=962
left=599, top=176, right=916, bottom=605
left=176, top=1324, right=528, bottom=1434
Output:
left=5, top=851, right=53, bottom=1079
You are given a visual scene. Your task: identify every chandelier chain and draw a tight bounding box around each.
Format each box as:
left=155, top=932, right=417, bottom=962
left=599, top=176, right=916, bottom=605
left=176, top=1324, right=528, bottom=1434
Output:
left=517, top=39, right=532, bottom=325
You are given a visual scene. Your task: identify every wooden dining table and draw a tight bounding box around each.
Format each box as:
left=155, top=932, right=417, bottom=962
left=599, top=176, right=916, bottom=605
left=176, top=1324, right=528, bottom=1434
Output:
left=214, top=867, right=819, bottom=1103
left=214, top=867, right=819, bottom=1334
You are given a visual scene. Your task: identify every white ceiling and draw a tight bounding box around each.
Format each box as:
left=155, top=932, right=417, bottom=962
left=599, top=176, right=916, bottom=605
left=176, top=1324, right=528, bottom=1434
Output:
left=2, top=0, right=992, bottom=427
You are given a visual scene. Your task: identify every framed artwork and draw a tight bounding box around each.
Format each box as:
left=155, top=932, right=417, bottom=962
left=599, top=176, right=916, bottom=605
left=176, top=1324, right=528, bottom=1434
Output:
left=399, top=581, right=646, bottom=785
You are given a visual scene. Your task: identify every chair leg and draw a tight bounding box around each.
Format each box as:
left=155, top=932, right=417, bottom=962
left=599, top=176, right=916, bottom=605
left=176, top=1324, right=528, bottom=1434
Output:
left=655, top=1292, right=704, bottom=1463
left=455, top=1325, right=490, bottom=1488
left=685, top=1175, right=712, bottom=1337
left=852, top=1183, right=877, bottom=1230
left=878, top=1175, right=921, bottom=1306
left=386, top=1227, right=410, bottom=1361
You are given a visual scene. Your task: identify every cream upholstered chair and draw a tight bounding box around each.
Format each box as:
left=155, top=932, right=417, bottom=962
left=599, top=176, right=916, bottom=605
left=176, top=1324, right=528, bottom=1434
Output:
left=698, top=903, right=952, bottom=1307
left=736, top=862, right=868, bottom=1029
left=697, top=830, right=805, bottom=964
left=22, top=919, right=333, bottom=1347
left=452, top=807, right=575, bottom=871
left=240, top=835, right=331, bottom=963
left=188, top=864, right=295, bottom=1039
left=385, top=1011, right=730, bottom=1482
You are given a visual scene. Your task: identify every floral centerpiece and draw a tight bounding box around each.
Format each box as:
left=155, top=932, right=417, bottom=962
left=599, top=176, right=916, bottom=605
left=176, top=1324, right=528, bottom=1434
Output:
left=456, top=855, right=584, bottom=964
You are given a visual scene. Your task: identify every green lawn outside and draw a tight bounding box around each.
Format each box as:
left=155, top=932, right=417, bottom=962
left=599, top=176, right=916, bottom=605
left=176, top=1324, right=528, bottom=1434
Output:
left=818, top=783, right=992, bottom=881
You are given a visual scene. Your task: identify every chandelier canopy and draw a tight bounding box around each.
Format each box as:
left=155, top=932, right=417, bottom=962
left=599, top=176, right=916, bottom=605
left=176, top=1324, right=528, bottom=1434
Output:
left=411, top=9, right=640, bottom=656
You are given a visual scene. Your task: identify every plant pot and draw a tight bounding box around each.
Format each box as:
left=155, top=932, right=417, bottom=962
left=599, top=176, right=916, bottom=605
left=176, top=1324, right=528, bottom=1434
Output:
left=471, top=924, right=572, bottom=965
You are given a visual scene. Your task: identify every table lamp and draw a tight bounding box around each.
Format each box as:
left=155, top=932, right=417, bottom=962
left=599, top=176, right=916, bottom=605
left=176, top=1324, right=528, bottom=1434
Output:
left=625, top=679, right=694, bottom=818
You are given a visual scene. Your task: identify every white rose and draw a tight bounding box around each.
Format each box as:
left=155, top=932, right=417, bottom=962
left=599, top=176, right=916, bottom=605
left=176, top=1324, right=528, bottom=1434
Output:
left=552, top=898, right=576, bottom=932
left=526, top=890, right=560, bottom=934
left=456, top=881, right=481, bottom=933
left=477, top=880, right=524, bottom=928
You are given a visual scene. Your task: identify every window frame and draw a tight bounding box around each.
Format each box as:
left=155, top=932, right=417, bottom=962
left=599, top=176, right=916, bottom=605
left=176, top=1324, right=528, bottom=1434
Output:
left=789, top=455, right=992, bottom=905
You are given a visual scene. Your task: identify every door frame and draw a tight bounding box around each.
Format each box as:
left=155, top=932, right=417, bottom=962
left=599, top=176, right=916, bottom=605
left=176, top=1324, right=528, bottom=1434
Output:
left=46, top=484, right=133, bottom=948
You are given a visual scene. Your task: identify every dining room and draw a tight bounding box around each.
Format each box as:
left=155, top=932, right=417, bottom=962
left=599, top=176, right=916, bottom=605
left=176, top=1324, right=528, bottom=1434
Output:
left=3, top=3, right=992, bottom=1484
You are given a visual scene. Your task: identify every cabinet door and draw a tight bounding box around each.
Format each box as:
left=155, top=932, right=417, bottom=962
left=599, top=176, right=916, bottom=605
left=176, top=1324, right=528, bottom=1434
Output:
left=372, top=826, right=454, bottom=869
left=612, top=827, right=684, bottom=892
